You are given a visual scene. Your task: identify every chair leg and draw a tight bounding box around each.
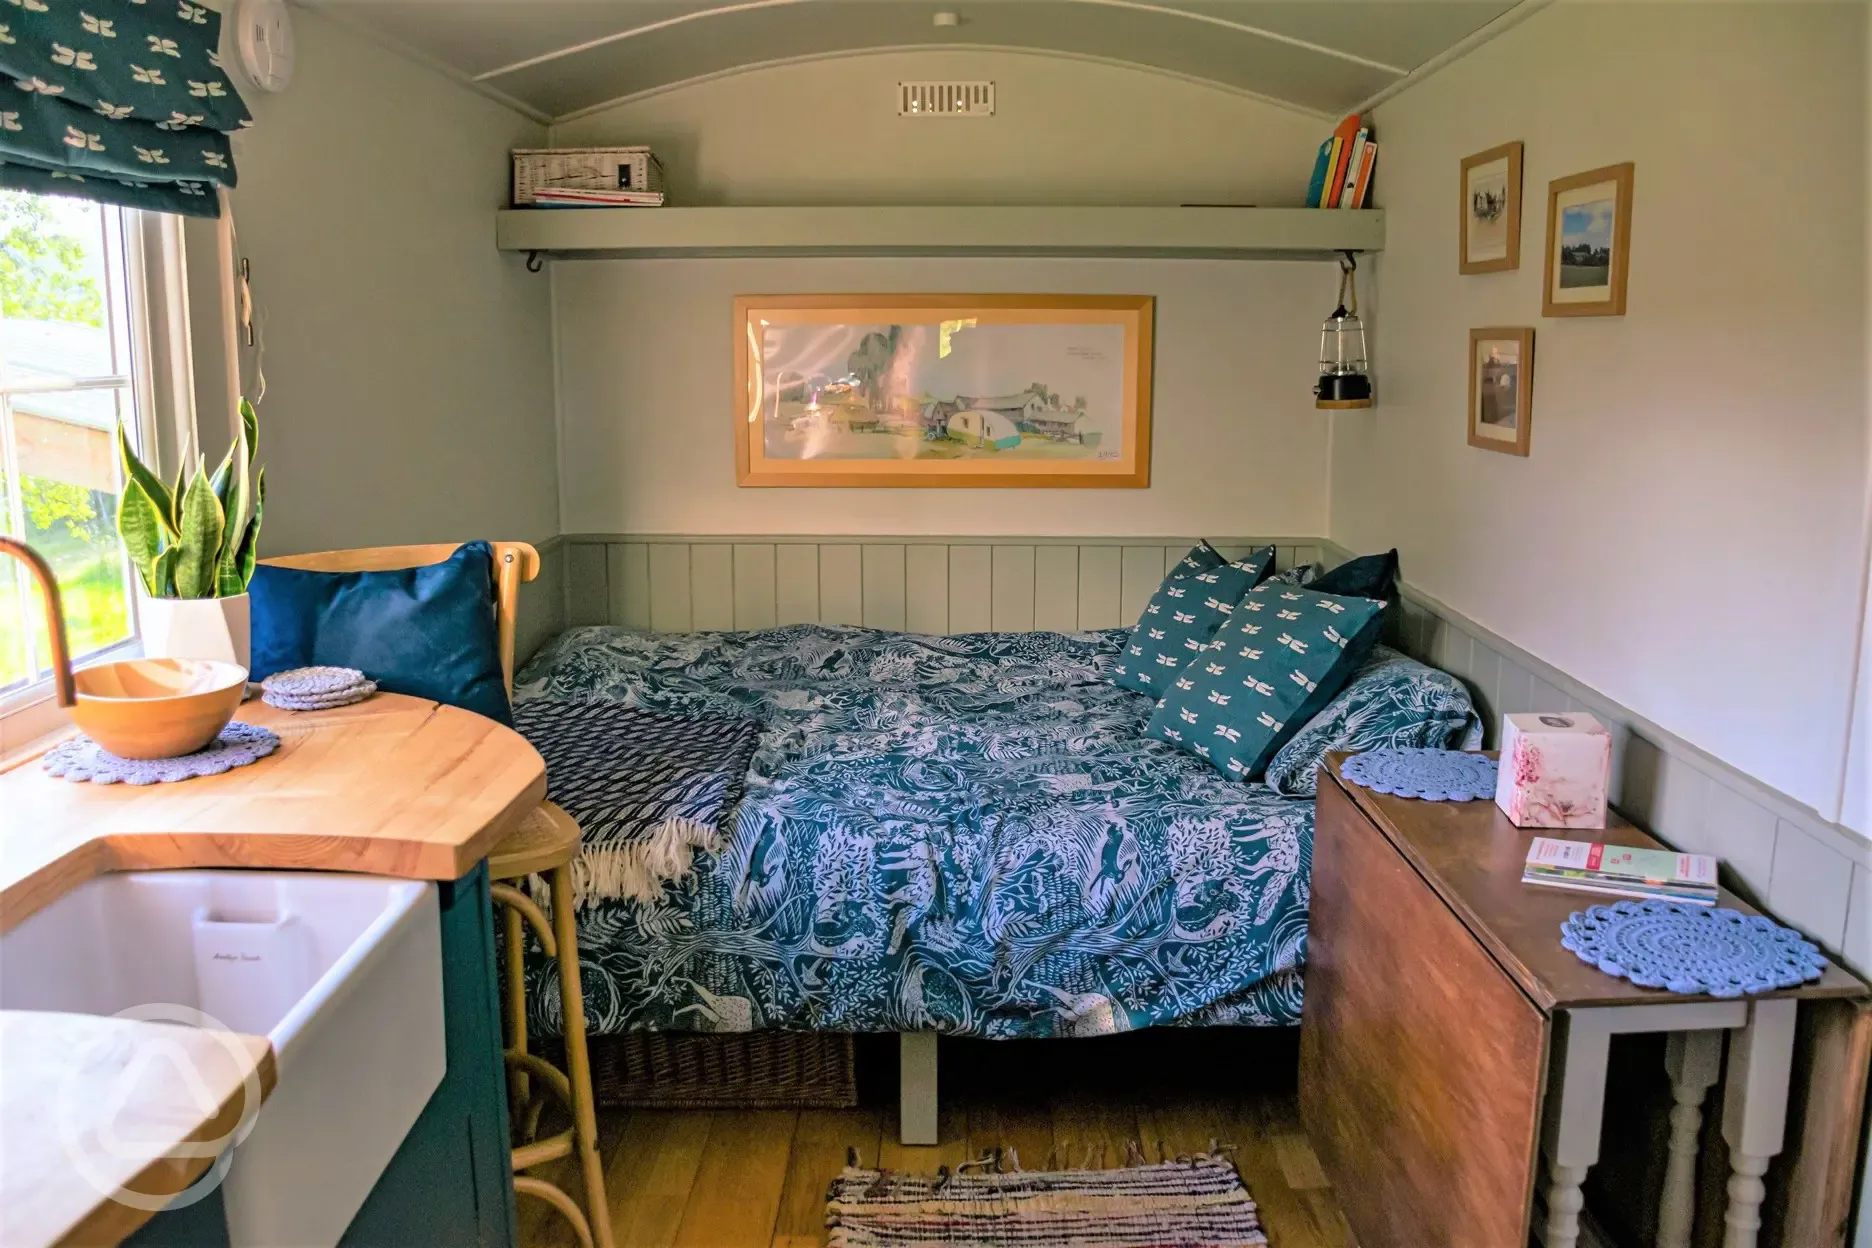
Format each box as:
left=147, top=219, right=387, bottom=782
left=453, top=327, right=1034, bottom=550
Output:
left=515, top=1176, right=594, bottom=1248
left=551, top=863, right=616, bottom=1248
left=501, top=900, right=531, bottom=1129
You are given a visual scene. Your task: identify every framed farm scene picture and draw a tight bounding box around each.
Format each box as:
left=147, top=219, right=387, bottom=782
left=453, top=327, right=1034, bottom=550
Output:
left=1543, top=162, right=1635, bottom=316
left=732, top=293, right=1154, bottom=487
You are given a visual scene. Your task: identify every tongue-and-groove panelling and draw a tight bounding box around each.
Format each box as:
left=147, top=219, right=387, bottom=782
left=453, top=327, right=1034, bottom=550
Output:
left=547, top=530, right=1872, bottom=975
left=560, top=536, right=1322, bottom=636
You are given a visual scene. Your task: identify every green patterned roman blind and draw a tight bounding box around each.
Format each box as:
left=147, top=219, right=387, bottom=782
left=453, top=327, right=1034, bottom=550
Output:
left=0, top=0, right=248, bottom=217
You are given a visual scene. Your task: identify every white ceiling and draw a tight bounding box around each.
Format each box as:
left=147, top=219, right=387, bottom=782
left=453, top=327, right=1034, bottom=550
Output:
left=302, top=0, right=1528, bottom=122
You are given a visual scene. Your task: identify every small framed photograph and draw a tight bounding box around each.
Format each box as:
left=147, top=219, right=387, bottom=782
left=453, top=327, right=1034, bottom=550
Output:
left=1468, top=327, right=1534, bottom=457
left=1460, top=141, right=1522, bottom=273
left=1543, top=162, right=1634, bottom=316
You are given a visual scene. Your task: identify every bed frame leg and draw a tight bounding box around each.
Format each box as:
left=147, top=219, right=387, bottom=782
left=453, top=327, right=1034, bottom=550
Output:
left=900, top=1032, right=939, bottom=1146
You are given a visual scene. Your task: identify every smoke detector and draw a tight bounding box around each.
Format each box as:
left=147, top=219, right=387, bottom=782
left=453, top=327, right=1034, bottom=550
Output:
left=898, top=81, right=995, bottom=117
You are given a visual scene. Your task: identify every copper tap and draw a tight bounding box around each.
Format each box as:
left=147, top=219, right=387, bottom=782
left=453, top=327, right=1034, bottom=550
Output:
left=0, top=537, right=75, bottom=708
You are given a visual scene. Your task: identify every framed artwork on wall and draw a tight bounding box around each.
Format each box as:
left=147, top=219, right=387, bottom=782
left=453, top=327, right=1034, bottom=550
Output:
left=1459, top=141, right=1523, bottom=274
left=1468, top=327, right=1534, bottom=457
left=732, top=293, right=1153, bottom=488
left=1543, top=162, right=1634, bottom=316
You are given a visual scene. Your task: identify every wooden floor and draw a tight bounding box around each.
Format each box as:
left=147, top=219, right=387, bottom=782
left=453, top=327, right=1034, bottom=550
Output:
left=517, top=1030, right=1357, bottom=1248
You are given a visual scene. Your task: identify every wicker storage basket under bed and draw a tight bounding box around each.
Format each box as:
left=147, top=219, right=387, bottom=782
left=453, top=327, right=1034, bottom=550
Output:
left=586, top=1031, right=858, bottom=1109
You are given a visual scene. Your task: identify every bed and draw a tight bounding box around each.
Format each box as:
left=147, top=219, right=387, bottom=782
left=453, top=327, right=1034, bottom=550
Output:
left=511, top=621, right=1478, bottom=1044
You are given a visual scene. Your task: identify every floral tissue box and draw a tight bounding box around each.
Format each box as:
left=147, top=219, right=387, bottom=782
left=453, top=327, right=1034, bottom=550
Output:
left=1495, top=712, right=1611, bottom=829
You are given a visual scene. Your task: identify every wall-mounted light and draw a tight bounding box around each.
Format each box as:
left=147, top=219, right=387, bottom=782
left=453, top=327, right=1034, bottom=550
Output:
left=1315, top=252, right=1373, bottom=410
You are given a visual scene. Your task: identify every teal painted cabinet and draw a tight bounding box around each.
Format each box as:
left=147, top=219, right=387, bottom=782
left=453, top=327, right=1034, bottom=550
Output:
left=126, top=863, right=516, bottom=1248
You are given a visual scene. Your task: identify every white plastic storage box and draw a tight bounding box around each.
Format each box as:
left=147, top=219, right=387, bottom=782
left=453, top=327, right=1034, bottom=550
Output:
left=512, top=146, right=665, bottom=204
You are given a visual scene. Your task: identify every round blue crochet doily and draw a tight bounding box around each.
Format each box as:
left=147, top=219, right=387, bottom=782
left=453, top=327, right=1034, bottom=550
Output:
left=1340, top=747, right=1499, bottom=801
left=1560, top=900, right=1826, bottom=997
left=42, top=722, right=281, bottom=785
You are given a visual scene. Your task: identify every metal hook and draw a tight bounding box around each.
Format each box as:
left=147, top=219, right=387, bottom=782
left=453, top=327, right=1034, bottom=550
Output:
left=1338, top=249, right=1358, bottom=274
left=525, top=250, right=544, bottom=273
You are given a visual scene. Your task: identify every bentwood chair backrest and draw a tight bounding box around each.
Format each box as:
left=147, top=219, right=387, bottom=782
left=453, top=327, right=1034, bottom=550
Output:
left=259, top=542, right=540, bottom=694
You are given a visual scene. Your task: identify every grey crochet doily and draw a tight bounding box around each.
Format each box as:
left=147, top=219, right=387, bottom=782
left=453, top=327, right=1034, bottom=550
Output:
left=1341, top=747, right=1499, bottom=801
left=43, top=721, right=281, bottom=785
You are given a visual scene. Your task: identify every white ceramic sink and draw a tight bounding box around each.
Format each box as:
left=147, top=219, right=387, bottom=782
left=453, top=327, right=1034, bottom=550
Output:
left=0, top=871, right=445, bottom=1248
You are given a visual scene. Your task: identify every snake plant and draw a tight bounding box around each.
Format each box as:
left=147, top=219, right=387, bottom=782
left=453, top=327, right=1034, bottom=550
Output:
left=116, top=399, right=266, bottom=599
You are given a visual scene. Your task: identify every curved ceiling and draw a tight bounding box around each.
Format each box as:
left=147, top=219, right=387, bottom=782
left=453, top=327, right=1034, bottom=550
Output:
left=304, top=0, right=1524, bottom=122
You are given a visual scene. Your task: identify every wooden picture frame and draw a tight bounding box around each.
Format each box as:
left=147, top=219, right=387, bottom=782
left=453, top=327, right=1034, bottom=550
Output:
left=732, top=293, right=1153, bottom=488
left=1468, top=327, right=1534, bottom=457
left=1543, top=162, right=1634, bottom=316
left=1460, top=141, right=1523, bottom=274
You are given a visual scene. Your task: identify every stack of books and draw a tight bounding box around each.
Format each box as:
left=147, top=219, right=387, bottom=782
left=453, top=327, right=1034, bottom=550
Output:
left=1306, top=113, right=1377, bottom=209
left=531, top=187, right=666, bottom=208
left=1522, top=837, right=1718, bottom=905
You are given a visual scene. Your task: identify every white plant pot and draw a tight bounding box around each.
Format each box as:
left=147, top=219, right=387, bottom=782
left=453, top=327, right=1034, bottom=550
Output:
left=138, top=591, right=251, bottom=672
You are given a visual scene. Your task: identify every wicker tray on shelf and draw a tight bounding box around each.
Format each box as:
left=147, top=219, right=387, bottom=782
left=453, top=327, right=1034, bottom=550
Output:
left=585, top=1031, right=858, bottom=1109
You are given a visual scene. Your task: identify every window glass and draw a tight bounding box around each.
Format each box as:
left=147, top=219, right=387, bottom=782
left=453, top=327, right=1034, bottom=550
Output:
left=0, top=190, right=145, bottom=694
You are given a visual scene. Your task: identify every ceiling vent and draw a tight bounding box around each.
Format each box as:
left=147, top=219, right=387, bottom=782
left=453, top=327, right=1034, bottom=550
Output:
left=898, top=81, right=995, bottom=118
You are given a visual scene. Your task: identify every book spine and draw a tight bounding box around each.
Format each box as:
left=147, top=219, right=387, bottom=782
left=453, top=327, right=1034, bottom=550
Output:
left=1320, top=137, right=1345, bottom=208
left=1524, top=864, right=1715, bottom=891
left=1522, top=875, right=1718, bottom=905
left=1349, top=141, right=1377, bottom=209
left=1337, top=131, right=1367, bottom=208
left=1305, top=138, right=1332, bottom=208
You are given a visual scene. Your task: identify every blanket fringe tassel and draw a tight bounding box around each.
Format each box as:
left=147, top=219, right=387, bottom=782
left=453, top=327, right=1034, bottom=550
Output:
left=527, top=817, right=724, bottom=909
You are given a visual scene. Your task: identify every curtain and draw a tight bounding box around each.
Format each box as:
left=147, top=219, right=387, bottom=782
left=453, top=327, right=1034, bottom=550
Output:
left=0, top=0, right=249, bottom=218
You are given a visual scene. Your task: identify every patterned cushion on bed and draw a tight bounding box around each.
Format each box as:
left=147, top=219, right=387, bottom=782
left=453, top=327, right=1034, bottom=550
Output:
left=1263, top=646, right=1483, bottom=798
left=1146, top=583, right=1383, bottom=780
left=1110, top=546, right=1273, bottom=695
left=1171, top=540, right=1229, bottom=579
left=1264, top=563, right=1320, bottom=588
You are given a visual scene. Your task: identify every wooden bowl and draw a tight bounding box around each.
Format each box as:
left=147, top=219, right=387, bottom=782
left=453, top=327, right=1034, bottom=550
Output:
left=69, top=658, right=248, bottom=760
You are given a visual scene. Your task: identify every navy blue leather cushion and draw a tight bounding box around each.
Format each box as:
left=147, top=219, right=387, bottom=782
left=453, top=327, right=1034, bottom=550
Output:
left=249, top=541, right=511, bottom=725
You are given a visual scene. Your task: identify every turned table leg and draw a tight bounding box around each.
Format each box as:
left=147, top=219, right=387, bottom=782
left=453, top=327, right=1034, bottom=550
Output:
left=1720, top=999, right=1796, bottom=1248
left=1657, top=1030, right=1724, bottom=1248
left=1541, top=1012, right=1614, bottom=1248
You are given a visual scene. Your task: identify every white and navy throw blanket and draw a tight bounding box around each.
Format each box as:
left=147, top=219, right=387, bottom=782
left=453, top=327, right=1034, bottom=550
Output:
left=512, top=697, right=761, bottom=907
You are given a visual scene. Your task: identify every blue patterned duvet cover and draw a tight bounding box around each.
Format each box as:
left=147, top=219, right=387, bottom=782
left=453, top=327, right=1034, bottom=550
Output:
left=513, top=624, right=1314, bottom=1039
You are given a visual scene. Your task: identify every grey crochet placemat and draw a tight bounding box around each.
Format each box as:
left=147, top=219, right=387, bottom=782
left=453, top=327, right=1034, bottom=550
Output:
left=43, top=722, right=281, bottom=785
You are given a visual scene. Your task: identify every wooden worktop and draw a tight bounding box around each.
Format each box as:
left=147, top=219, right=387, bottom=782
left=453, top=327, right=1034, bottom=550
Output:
left=0, top=693, right=547, bottom=935
left=0, top=692, right=545, bottom=1247
left=1322, top=753, right=1867, bottom=1011
left=0, top=1012, right=277, bottom=1248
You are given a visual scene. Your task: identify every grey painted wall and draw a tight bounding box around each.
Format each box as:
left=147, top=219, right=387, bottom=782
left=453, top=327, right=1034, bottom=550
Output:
left=1331, top=1, right=1868, bottom=828
left=225, top=6, right=560, bottom=556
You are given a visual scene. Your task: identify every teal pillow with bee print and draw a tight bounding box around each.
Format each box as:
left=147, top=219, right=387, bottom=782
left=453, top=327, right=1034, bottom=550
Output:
left=1110, top=545, right=1274, bottom=695
left=1145, top=583, right=1385, bottom=780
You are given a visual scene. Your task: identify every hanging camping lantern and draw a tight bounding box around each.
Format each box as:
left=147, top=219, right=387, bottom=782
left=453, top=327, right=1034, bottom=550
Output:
left=1315, top=252, right=1373, bottom=409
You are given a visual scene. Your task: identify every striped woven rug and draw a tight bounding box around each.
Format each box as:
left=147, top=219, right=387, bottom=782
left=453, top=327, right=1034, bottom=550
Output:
left=825, top=1154, right=1267, bottom=1246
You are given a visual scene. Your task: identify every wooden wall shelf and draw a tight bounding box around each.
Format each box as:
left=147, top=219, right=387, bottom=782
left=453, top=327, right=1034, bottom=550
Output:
left=495, top=206, right=1384, bottom=261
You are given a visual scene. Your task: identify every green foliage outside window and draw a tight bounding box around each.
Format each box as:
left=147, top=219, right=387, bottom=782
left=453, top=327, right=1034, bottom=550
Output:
left=0, top=191, right=104, bottom=327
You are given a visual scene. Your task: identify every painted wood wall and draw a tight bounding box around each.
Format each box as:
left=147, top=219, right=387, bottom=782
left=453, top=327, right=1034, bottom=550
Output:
left=544, top=532, right=1870, bottom=977
left=560, top=536, right=1323, bottom=636
left=1356, top=543, right=1872, bottom=974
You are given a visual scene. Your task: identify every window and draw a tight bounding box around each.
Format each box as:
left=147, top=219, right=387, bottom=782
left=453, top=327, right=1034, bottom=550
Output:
left=0, top=190, right=158, bottom=706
